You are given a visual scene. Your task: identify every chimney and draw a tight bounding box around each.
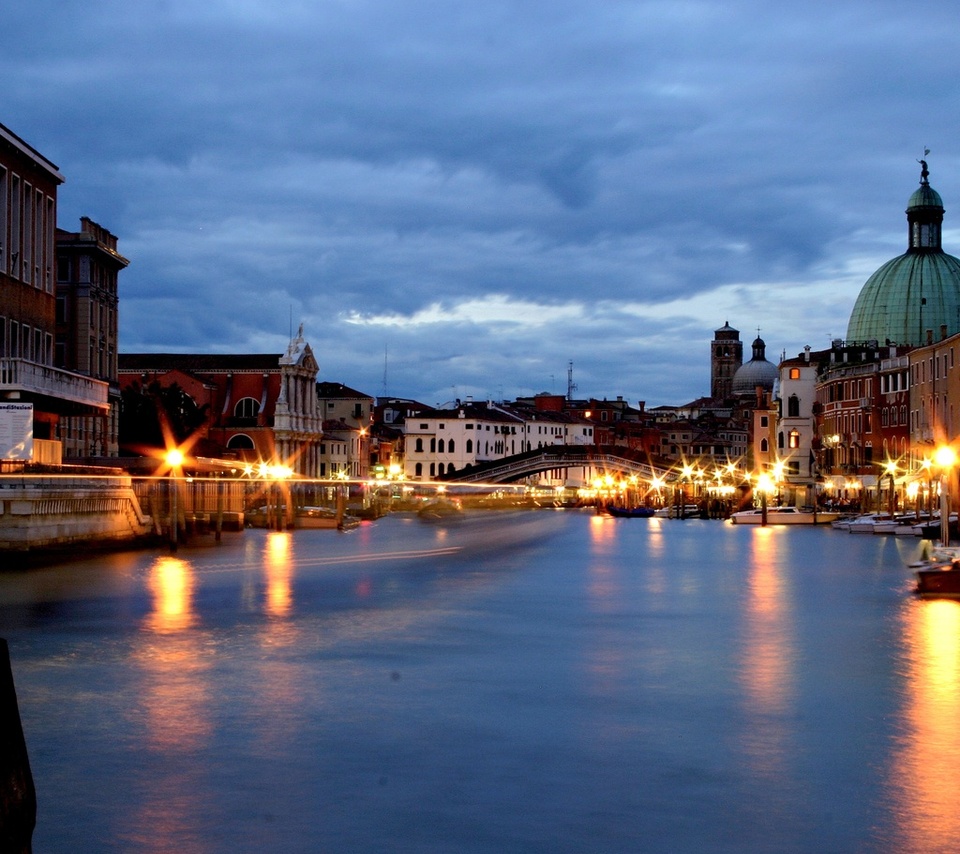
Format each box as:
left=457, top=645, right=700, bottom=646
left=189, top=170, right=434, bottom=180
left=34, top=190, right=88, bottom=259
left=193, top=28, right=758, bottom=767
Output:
left=804, top=345, right=811, bottom=362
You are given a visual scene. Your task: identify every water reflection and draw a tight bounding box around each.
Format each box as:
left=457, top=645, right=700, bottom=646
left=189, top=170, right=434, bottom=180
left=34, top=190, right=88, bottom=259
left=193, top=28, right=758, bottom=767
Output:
left=264, top=531, right=293, bottom=618
left=144, top=555, right=196, bottom=634
left=886, top=599, right=960, bottom=853
left=133, top=555, right=215, bottom=851
left=738, top=528, right=796, bottom=777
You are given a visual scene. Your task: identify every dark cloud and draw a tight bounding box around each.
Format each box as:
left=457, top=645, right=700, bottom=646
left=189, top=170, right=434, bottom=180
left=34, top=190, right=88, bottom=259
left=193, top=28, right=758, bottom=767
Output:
left=3, top=0, right=960, bottom=406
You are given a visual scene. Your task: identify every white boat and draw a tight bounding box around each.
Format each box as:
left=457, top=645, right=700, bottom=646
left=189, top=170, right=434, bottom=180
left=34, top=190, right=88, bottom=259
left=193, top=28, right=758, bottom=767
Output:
left=847, top=513, right=894, bottom=534
left=730, top=506, right=841, bottom=525
left=872, top=514, right=927, bottom=536
left=653, top=504, right=701, bottom=519
left=834, top=512, right=886, bottom=533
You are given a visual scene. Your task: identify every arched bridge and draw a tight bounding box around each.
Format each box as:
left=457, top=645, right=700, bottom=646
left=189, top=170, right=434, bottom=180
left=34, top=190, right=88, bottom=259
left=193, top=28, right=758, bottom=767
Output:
left=440, top=445, right=678, bottom=484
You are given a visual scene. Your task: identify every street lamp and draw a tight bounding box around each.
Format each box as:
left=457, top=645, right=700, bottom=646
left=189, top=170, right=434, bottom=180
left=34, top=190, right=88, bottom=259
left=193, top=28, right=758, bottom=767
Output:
left=755, top=471, right=775, bottom=525
left=165, top=448, right=184, bottom=551
left=934, top=445, right=957, bottom=546
left=882, top=459, right=897, bottom=518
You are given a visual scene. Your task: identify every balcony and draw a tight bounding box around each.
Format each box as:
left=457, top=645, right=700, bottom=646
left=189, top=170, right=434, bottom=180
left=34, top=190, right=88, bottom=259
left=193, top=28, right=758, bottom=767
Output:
left=0, top=358, right=109, bottom=412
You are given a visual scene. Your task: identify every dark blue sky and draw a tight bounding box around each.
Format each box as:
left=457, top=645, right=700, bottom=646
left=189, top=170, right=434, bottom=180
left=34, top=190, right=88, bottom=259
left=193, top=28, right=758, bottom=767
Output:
left=4, top=0, right=958, bottom=406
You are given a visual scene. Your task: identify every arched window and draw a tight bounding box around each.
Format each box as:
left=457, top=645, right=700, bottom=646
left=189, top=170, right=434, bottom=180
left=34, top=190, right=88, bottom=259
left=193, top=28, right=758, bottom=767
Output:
left=227, top=434, right=254, bottom=449
left=466, top=439, right=473, bottom=453
left=235, top=397, right=260, bottom=419
left=415, top=463, right=423, bottom=477
left=438, top=438, right=445, bottom=453
left=788, top=395, right=800, bottom=417
left=437, top=463, right=445, bottom=476
left=429, top=463, right=436, bottom=477
left=430, top=438, right=436, bottom=453
left=448, top=439, right=455, bottom=453
left=778, top=432, right=785, bottom=449
left=415, top=438, right=424, bottom=453
left=447, top=463, right=455, bottom=474
left=789, top=430, right=800, bottom=449
left=760, top=438, right=769, bottom=453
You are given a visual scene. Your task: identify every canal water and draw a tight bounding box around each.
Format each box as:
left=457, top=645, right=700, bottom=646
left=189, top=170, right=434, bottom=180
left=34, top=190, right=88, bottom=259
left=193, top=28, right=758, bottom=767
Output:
left=0, top=510, right=956, bottom=853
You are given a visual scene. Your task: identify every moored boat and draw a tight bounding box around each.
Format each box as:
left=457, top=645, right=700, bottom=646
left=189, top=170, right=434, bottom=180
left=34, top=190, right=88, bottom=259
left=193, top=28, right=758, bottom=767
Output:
left=654, top=504, right=701, bottom=519
left=246, top=505, right=360, bottom=530
left=730, top=506, right=841, bottom=525
left=916, top=560, right=960, bottom=597
left=605, top=504, right=656, bottom=518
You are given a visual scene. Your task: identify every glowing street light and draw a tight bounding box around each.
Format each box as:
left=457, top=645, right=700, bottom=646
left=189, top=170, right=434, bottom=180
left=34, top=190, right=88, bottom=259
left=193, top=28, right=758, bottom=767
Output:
left=882, top=459, right=898, bottom=517
left=756, top=471, right=776, bottom=526
left=935, top=445, right=957, bottom=546
left=164, top=448, right=185, bottom=551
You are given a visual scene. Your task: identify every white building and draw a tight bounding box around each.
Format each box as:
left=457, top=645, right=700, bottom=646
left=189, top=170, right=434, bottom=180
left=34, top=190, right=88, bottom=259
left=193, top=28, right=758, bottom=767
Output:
left=776, top=346, right=819, bottom=506
left=402, top=399, right=595, bottom=485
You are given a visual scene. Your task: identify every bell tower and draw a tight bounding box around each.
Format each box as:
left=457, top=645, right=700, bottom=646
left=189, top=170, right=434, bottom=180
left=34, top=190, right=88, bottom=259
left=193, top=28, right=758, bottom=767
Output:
left=711, top=321, right=742, bottom=400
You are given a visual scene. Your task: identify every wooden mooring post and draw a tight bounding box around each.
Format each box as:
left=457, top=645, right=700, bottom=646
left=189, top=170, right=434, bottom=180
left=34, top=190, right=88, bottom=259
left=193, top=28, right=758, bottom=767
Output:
left=0, top=639, right=35, bottom=853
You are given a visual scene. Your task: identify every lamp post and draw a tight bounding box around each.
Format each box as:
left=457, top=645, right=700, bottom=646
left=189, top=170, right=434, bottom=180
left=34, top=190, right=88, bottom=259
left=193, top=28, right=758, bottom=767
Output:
left=165, top=448, right=184, bottom=551
left=756, top=472, right=775, bottom=526
left=882, top=459, right=897, bottom=518
left=934, top=446, right=957, bottom=547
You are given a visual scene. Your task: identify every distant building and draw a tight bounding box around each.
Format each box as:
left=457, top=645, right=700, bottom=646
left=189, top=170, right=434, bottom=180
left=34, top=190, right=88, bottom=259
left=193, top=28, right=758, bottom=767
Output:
left=711, top=321, right=742, bottom=400
left=118, top=326, right=323, bottom=475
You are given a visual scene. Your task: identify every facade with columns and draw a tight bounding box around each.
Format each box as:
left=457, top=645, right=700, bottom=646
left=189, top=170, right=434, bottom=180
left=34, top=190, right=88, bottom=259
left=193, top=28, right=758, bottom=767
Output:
left=118, top=326, right=324, bottom=476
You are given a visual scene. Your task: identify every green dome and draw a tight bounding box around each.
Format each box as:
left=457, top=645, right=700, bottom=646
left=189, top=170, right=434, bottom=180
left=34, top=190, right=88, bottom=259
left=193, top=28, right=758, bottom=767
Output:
left=908, top=184, right=943, bottom=210
left=846, top=163, right=960, bottom=346
left=846, top=251, right=960, bottom=345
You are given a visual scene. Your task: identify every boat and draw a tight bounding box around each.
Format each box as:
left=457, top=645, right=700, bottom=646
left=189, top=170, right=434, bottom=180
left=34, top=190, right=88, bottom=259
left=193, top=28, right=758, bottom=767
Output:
left=654, top=504, right=701, bottom=519
left=730, top=506, right=841, bottom=525
left=245, top=505, right=360, bottom=530
left=605, top=504, right=656, bottom=518
left=847, top=513, right=894, bottom=534
left=296, top=506, right=360, bottom=530
left=417, top=497, right=464, bottom=522
left=916, top=558, right=960, bottom=597
left=872, top=513, right=928, bottom=536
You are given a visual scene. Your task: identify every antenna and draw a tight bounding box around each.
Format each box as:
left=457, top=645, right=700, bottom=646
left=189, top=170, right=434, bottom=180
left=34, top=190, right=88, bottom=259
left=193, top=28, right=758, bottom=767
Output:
left=381, top=345, right=388, bottom=399
left=567, top=360, right=578, bottom=402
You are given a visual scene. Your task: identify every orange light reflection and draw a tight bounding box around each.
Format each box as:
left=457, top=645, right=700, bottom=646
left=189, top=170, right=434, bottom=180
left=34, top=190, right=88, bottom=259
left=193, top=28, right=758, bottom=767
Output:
left=738, top=527, right=795, bottom=777
left=265, top=531, right=293, bottom=617
left=886, top=599, right=960, bottom=852
left=144, top=556, right=195, bottom=634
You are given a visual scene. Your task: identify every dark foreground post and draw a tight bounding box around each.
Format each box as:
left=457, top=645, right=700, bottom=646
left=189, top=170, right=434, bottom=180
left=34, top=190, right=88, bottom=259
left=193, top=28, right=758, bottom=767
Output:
left=0, top=639, right=35, bottom=852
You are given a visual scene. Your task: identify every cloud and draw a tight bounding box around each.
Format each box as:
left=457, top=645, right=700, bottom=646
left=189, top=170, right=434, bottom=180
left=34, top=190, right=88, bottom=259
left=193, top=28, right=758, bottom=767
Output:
left=4, top=0, right=960, bottom=407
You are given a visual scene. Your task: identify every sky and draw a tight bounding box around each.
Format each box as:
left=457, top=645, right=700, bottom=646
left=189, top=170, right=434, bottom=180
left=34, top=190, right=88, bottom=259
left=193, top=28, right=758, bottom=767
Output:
left=4, top=1, right=960, bottom=409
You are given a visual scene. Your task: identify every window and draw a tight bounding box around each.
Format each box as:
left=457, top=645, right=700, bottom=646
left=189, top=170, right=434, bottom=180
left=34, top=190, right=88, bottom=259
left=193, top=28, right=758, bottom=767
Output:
left=235, top=397, right=260, bottom=419
left=760, top=415, right=768, bottom=428
left=789, top=368, right=800, bottom=380
left=788, top=395, right=800, bottom=417
left=789, top=430, right=800, bottom=449
left=466, top=439, right=473, bottom=453
left=415, top=438, right=424, bottom=453
left=226, top=434, right=255, bottom=450
left=760, top=438, right=769, bottom=452
left=448, top=439, right=455, bottom=453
